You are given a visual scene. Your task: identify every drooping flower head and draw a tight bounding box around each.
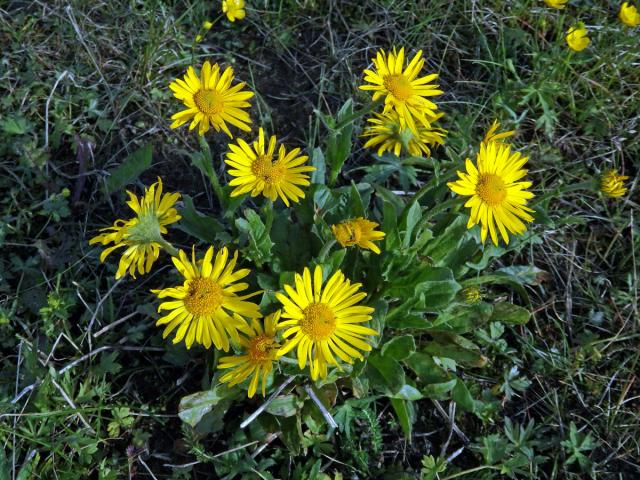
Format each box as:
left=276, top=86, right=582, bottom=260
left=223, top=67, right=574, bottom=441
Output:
left=331, top=218, right=386, bottom=254
left=362, top=109, right=446, bottom=157
left=619, top=2, right=640, bottom=27
left=483, top=120, right=515, bottom=147
left=359, top=47, right=443, bottom=136
left=276, top=266, right=378, bottom=381
left=225, top=127, right=315, bottom=206
left=447, top=141, right=535, bottom=246
left=222, top=0, right=246, bottom=22
left=153, top=246, right=262, bottom=351
left=544, top=0, right=568, bottom=9
left=89, top=178, right=180, bottom=279
left=169, top=61, right=253, bottom=137
left=566, top=23, right=590, bottom=52
left=600, top=169, right=629, bottom=198
left=218, top=311, right=281, bottom=398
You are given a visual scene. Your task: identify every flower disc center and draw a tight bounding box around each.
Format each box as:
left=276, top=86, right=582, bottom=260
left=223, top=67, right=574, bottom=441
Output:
left=194, top=89, right=224, bottom=115
left=248, top=334, right=278, bottom=362
left=251, top=156, right=285, bottom=184
left=184, top=277, right=224, bottom=316
left=301, top=303, right=336, bottom=341
left=476, top=173, right=507, bottom=206
left=384, top=74, right=413, bottom=101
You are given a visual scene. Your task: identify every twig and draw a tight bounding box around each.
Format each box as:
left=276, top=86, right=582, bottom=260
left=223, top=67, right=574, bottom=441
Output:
left=86, top=277, right=124, bottom=349
left=50, top=376, right=95, bottom=434
left=58, top=345, right=164, bottom=375
left=240, top=376, right=295, bottom=429
left=44, top=70, right=70, bottom=150
left=304, top=384, right=338, bottom=429
left=138, top=456, right=159, bottom=480
left=93, top=311, right=138, bottom=338
left=433, top=400, right=468, bottom=444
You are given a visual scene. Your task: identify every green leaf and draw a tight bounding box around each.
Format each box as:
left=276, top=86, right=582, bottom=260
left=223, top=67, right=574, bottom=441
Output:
left=265, top=394, right=299, bottom=417
left=1, top=117, right=30, bottom=135
left=385, top=267, right=461, bottom=310
left=430, top=302, right=493, bottom=333
left=349, top=182, right=366, bottom=218
left=326, top=99, right=354, bottom=185
left=389, top=384, right=423, bottom=401
left=380, top=335, right=416, bottom=361
left=190, top=150, right=215, bottom=183
left=235, top=209, right=274, bottom=267
left=405, top=353, right=450, bottom=384
left=311, top=147, right=326, bottom=184
left=178, top=386, right=229, bottom=427
left=367, top=352, right=405, bottom=393
left=423, top=334, right=487, bottom=368
left=491, top=302, right=530, bottom=325
left=178, top=195, right=224, bottom=243
left=452, top=379, right=475, bottom=413
left=16, top=451, right=39, bottom=480
left=400, top=201, right=422, bottom=247
left=423, top=379, right=457, bottom=398
left=106, top=144, right=152, bottom=193
left=390, top=398, right=415, bottom=439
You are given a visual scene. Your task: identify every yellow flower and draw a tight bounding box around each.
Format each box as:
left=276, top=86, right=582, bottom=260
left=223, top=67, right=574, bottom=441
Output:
left=218, top=311, right=281, bottom=398
left=600, top=169, right=629, bottom=198
left=461, top=287, right=483, bottom=304
left=331, top=218, right=386, bottom=254
left=359, top=47, right=443, bottom=136
left=543, top=0, right=568, bottom=9
left=619, top=2, right=640, bottom=27
left=169, top=61, right=253, bottom=137
left=195, top=34, right=203, bottom=43
left=483, top=120, right=515, bottom=147
left=276, top=266, right=378, bottom=381
left=89, top=178, right=180, bottom=279
left=362, top=110, right=446, bottom=157
left=153, top=246, right=262, bottom=351
left=447, top=141, right=535, bottom=246
left=222, top=0, right=246, bottom=22
left=203, top=20, right=214, bottom=30
left=225, top=127, right=315, bottom=206
left=566, top=24, right=590, bottom=52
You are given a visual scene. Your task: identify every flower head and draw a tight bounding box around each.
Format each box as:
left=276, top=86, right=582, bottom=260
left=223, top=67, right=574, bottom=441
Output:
left=225, top=127, right=315, bottom=206
left=331, top=218, right=386, bottom=254
left=447, top=141, right=535, bottom=246
left=461, top=287, right=483, bottom=304
left=359, top=47, right=443, bottom=136
left=153, top=246, right=262, bottom=351
left=218, top=311, right=281, bottom=398
left=362, top=110, right=446, bottom=157
left=169, top=61, right=253, bottom=137
left=619, top=2, right=640, bottom=27
left=483, top=120, right=515, bottom=147
left=600, top=169, right=629, bottom=198
left=222, top=0, right=246, bottom=22
left=544, top=0, right=568, bottom=9
left=89, top=178, right=180, bottom=279
left=276, top=266, right=378, bottom=381
left=566, top=24, right=590, bottom=52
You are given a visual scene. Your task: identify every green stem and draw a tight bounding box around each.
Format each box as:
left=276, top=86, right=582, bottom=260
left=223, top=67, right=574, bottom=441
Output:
left=317, top=240, right=336, bottom=262
left=262, top=200, right=274, bottom=233
left=198, top=135, right=225, bottom=208
left=158, top=238, right=179, bottom=257
left=440, top=465, right=501, bottom=480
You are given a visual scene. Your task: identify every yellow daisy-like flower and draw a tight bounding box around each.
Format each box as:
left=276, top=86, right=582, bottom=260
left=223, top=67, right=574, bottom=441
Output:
left=331, top=218, right=386, bottom=254
left=218, top=311, right=281, bottom=398
left=619, top=2, right=640, bottom=27
left=483, top=120, right=515, bottom=147
left=153, top=246, right=262, bottom=351
left=225, top=127, right=315, bottom=206
left=359, top=47, right=443, bottom=136
left=276, top=266, right=378, bottom=381
left=89, top=178, right=180, bottom=280
left=461, top=287, right=483, bottom=304
left=600, top=169, right=629, bottom=198
left=362, top=110, right=446, bottom=157
left=447, top=141, right=535, bottom=246
left=222, top=0, right=246, bottom=22
left=566, top=24, right=590, bottom=52
left=169, top=61, right=253, bottom=137
left=544, top=0, right=568, bottom=9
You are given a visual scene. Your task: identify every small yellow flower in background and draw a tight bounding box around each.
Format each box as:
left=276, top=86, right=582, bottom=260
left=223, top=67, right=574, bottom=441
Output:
left=566, top=23, right=590, bottom=52
left=203, top=20, right=214, bottom=30
left=222, top=0, right=246, bottom=22
left=483, top=120, right=515, bottom=147
left=218, top=311, right=281, bottom=398
left=89, top=178, right=180, bottom=280
left=331, top=218, right=386, bottom=254
left=447, top=140, right=535, bottom=246
left=153, top=246, right=263, bottom=351
left=195, top=34, right=203, bottom=43
left=619, top=2, right=640, bottom=27
left=169, top=61, right=253, bottom=137
left=225, top=127, right=315, bottom=206
left=362, top=110, right=446, bottom=157
left=600, top=169, right=629, bottom=198
left=276, top=266, right=378, bottom=381
left=359, top=47, right=443, bottom=136
left=543, top=0, right=568, bottom=9
left=461, top=287, right=483, bottom=304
